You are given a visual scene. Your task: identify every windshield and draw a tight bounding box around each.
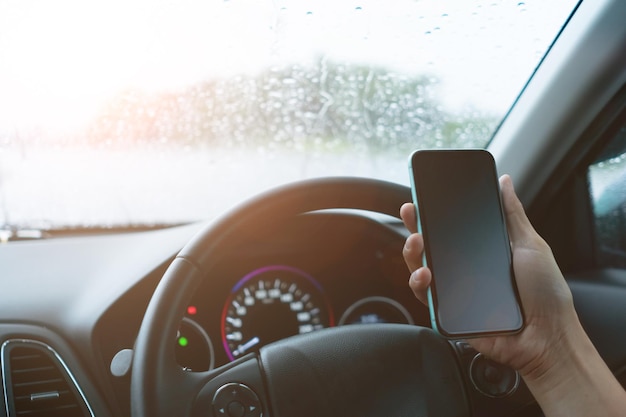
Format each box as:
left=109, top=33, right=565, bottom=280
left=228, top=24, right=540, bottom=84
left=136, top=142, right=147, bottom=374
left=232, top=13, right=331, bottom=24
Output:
left=0, top=0, right=578, bottom=230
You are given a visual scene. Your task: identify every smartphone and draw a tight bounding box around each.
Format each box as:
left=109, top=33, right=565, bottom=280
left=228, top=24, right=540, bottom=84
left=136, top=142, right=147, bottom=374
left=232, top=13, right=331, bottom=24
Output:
left=408, top=149, right=524, bottom=338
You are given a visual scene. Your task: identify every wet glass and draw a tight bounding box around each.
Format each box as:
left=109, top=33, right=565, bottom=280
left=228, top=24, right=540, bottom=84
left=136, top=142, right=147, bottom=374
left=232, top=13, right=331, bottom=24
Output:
left=0, top=0, right=579, bottom=229
left=588, top=124, right=626, bottom=268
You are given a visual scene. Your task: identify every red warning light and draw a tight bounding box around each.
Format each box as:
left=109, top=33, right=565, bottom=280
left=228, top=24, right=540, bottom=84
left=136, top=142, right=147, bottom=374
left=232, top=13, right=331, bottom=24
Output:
left=187, top=305, right=197, bottom=315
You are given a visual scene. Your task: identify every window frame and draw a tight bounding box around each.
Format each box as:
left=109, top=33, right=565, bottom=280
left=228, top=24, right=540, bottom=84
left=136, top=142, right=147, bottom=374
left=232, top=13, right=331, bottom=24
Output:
left=529, top=84, right=626, bottom=273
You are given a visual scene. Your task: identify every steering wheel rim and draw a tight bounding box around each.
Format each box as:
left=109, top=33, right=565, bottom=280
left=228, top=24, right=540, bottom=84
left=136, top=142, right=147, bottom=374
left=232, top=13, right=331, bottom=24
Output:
left=130, top=177, right=470, bottom=417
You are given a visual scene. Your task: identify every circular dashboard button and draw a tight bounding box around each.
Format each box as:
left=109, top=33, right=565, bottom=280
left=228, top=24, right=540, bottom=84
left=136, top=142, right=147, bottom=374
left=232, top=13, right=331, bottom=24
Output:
left=212, top=383, right=262, bottom=417
left=469, top=353, right=519, bottom=398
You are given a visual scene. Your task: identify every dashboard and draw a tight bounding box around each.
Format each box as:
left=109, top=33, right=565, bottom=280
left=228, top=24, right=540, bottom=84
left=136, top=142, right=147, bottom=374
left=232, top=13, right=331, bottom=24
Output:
left=2, top=178, right=626, bottom=417
left=93, top=212, right=429, bottom=414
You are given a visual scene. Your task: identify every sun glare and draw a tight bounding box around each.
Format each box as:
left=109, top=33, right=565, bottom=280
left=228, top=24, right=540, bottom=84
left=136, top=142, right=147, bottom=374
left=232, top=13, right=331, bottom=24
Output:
left=0, top=0, right=576, bottom=136
left=1, top=2, right=138, bottom=132
left=0, top=0, right=274, bottom=134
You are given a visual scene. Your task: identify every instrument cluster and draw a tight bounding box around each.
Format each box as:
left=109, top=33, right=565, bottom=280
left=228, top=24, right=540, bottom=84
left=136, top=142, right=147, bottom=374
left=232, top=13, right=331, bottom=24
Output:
left=173, top=214, right=429, bottom=370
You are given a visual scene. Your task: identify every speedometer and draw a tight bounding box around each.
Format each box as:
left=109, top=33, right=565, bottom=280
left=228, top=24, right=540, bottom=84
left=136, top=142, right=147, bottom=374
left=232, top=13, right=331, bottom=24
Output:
left=221, top=265, right=334, bottom=361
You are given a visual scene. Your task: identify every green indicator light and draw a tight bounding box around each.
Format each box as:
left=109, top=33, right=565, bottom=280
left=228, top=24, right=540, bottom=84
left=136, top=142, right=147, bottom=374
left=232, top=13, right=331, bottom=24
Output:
left=178, top=336, right=188, bottom=347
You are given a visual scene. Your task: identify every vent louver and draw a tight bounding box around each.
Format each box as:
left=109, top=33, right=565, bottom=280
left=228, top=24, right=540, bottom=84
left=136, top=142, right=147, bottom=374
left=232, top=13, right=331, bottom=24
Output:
left=1, top=340, right=93, bottom=417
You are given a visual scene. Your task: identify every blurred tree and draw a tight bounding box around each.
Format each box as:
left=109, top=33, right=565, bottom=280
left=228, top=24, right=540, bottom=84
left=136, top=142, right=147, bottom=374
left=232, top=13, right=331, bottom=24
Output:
left=84, top=59, right=497, bottom=152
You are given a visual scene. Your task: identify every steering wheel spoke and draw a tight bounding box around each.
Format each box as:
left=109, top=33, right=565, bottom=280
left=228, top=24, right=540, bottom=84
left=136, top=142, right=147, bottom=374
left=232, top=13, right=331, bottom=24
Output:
left=192, top=325, right=470, bottom=417
left=193, top=356, right=267, bottom=417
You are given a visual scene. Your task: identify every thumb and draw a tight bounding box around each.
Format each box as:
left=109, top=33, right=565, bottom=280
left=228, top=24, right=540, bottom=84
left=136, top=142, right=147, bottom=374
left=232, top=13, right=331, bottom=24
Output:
left=500, top=175, right=539, bottom=249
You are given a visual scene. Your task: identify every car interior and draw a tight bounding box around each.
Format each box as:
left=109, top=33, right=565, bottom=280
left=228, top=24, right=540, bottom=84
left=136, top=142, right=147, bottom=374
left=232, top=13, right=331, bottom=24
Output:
left=1, top=0, right=626, bottom=416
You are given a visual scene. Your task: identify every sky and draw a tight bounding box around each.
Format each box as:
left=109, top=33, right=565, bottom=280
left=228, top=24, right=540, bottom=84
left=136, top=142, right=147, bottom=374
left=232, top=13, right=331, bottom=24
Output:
left=0, top=0, right=578, bottom=135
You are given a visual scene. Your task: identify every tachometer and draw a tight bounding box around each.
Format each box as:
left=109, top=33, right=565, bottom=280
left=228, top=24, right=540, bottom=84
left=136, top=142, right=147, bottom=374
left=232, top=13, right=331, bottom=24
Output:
left=221, top=265, right=334, bottom=361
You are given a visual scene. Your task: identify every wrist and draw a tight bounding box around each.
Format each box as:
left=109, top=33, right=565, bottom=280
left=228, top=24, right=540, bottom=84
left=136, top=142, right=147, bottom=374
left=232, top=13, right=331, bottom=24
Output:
left=519, top=321, right=597, bottom=387
left=518, top=316, right=584, bottom=383
left=520, top=316, right=626, bottom=417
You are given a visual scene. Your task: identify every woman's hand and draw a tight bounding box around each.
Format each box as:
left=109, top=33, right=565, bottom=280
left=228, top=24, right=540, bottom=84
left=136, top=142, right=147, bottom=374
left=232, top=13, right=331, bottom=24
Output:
left=400, top=174, right=626, bottom=416
left=401, top=175, right=576, bottom=375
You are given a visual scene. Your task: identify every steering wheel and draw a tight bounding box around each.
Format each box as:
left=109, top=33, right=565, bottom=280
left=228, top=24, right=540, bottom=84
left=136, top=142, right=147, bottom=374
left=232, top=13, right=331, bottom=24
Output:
left=130, top=177, right=470, bottom=417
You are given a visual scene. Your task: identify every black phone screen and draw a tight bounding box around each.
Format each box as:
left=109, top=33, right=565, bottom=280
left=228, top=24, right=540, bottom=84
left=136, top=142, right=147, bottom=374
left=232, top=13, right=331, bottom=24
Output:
left=410, top=150, right=523, bottom=337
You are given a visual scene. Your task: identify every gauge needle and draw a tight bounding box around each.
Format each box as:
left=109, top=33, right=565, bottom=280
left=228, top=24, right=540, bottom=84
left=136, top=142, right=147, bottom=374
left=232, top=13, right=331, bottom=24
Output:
left=234, top=336, right=260, bottom=356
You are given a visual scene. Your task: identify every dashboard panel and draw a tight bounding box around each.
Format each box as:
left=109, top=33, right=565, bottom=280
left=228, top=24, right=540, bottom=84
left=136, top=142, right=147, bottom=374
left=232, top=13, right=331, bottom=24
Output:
left=2, top=187, right=626, bottom=417
left=183, top=213, right=428, bottom=368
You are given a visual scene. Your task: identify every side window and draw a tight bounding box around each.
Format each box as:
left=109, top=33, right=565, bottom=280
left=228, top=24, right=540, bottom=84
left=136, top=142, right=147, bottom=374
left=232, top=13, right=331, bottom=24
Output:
left=588, top=124, right=626, bottom=268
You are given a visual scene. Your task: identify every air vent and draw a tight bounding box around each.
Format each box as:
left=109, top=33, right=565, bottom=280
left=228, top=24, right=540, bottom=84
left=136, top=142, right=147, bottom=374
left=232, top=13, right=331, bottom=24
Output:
left=1, top=340, right=94, bottom=417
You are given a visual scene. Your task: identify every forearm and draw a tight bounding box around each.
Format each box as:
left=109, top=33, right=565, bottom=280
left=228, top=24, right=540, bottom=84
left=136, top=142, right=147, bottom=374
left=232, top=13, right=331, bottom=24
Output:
left=522, top=320, right=626, bottom=417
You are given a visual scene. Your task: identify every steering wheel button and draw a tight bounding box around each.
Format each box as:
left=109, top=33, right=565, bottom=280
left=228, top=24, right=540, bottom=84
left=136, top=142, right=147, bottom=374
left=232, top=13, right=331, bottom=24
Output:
left=227, top=401, right=246, bottom=417
left=212, top=383, right=262, bottom=417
